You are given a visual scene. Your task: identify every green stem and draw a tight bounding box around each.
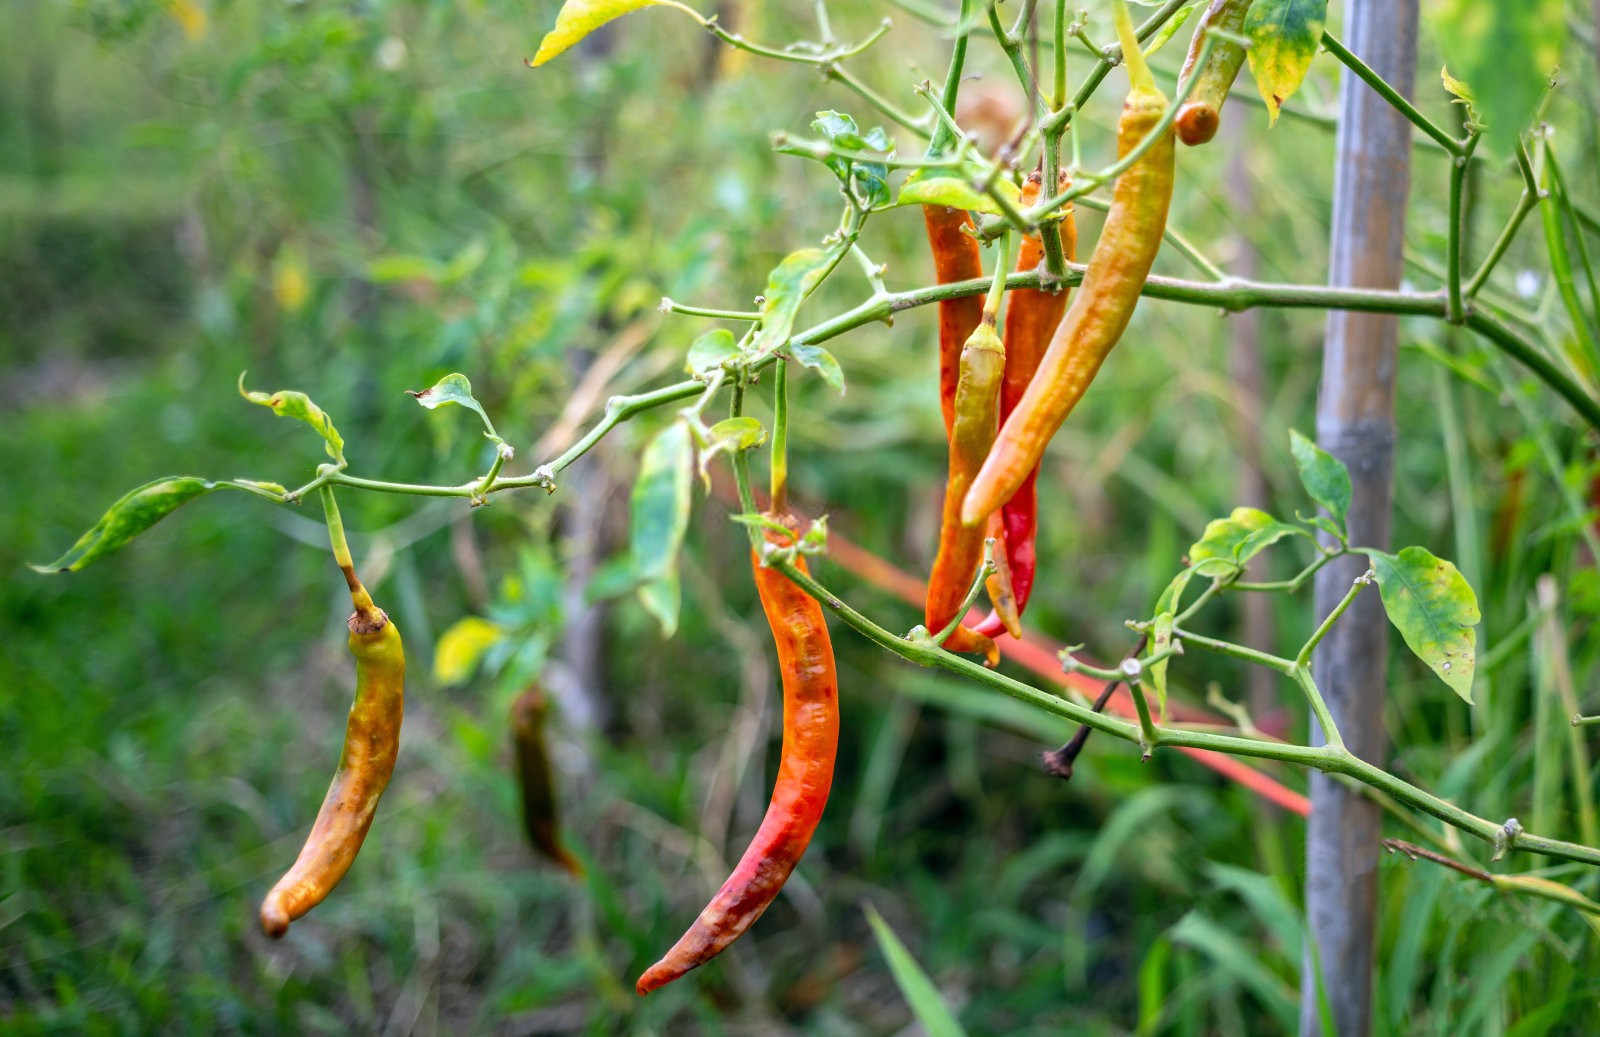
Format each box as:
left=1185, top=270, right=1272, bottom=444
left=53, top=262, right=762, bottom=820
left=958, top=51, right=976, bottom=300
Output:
left=771, top=359, right=789, bottom=512
left=1295, top=570, right=1370, bottom=670
left=1169, top=624, right=1295, bottom=674
left=320, top=485, right=373, bottom=612
left=930, top=540, right=997, bottom=647
left=824, top=62, right=929, bottom=136
left=660, top=299, right=761, bottom=321
left=927, top=0, right=975, bottom=157
left=1294, top=667, right=1347, bottom=753
left=1445, top=133, right=1481, bottom=322
left=1320, top=31, right=1464, bottom=156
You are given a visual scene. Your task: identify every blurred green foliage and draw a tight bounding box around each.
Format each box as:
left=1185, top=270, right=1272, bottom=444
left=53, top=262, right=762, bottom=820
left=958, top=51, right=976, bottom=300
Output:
left=6, top=0, right=1600, bottom=1032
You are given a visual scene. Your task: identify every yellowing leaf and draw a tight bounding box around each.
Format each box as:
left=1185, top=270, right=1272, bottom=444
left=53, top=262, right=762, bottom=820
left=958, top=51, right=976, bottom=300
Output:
left=1244, top=0, right=1327, bottom=125
left=529, top=0, right=679, bottom=67
left=272, top=252, right=309, bottom=313
left=434, top=617, right=504, bottom=685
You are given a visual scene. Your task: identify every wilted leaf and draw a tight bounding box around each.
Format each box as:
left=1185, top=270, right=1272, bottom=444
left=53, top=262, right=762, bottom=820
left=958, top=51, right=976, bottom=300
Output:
left=1365, top=546, right=1479, bottom=703
left=1244, top=0, right=1327, bottom=125
left=32, top=477, right=219, bottom=573
left=239, top=374, right=346, bottom=464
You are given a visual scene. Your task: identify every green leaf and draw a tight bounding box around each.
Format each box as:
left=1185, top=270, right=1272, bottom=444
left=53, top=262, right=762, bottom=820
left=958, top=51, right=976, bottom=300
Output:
left=1440, top=65, right=1481, bottom=132
left=439, top=239, right=488, bottom=283
left=1188, top=507, right=1304, bottom=570
left=789, top=342, right=846, bottom=393
left=528, top=0, right=670, bottom=67
left=238, top=374, right=346, bottom=464
left=1243, top=0, right=1327, bottom=125
left=1153, top=567, right=1195, bottom=615
left=32, top=477, right=218, bottom=573
left=407, top=372, right=500, bottom=441
left=750, top=246, right=841, bottom=359
left=629, top=421, right=692, bottom=636
left=684, top=328, right=739, bottom=375
left=1141, top=0, right=1199, bottom=58
left=896, top=176, right=1021, bottom=216
left=638, top=569, right=681, bottom=638
left=811, top=110, right=893, bottom=207
left=1432, top=0, right=1565, bottom=156
left=1288, top=428, right=1350, bottom=531
left=863, top=905, right=967, bottom=1037
left=697, top=416, right=766, bottom=487
left=1364, top=546, right=1480, bottom=703
left=1169, top=911, right=1299, bottom=1029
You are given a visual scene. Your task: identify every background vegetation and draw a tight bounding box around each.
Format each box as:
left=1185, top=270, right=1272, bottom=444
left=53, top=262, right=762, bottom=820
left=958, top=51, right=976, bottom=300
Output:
left=5, top=0, right=1600, bottom=1031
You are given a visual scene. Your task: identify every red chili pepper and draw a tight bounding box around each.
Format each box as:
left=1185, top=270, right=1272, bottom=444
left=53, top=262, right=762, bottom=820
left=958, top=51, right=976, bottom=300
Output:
left=975, top=172, right=1076, bottom=639
left=636, top=520, right=839, bottom=994
left=923, top=204, right=987, bottom=437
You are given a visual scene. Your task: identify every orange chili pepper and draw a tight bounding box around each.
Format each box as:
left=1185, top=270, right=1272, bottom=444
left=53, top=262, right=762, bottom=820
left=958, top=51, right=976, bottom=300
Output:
left=261, top=598, right=405, bottom=937
left=636, top=519, right=839, bottom=994
left=925, top=314, right=1005, bottom=665
left=962, top=6, right=1173, bottom=527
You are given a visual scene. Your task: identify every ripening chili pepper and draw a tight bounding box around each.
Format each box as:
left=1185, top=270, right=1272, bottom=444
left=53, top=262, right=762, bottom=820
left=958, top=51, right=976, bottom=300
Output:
left=925, top=313, right=1005, bottom=665
left=923, top=204, right=986, bottom=436
left=636, top=520, right=839, bottom=994
left=510, top=687, right=582, bottom=876
left=961, top=5, right=1174, bottom=528
left=975, top=171, right=1076, bottom=639
left=1174, top=0, right=1252, bottom=147
left=260, top=599, right=405, bottom=937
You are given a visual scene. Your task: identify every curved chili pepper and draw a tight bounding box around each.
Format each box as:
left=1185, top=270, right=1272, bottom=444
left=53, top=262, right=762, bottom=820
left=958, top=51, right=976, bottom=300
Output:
left=961, top=10, right=1174, bottom=528
left=925, top=316, right=1004, bottom=664
left=261, top=602, right=405, bottom=937
left=636, top=520, right=839, bottom=994
left=1174, top=0, right=1251, bottom=146
left=975, top=171, right=1076, bottom=639
left=511, top=686, right=582, bottom=876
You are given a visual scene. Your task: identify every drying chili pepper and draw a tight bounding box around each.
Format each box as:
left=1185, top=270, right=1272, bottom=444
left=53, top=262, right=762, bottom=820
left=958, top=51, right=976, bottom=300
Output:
left=636, top=519, right=839, bottom=994
left=260, top=594, right=405, bottom=937
left=975, top=171, right=1076, bottom=639
left=923, top=203, right=986, bottom=436
left=1174, top=0, right=1251, bottom=147
left=961, top=4, right=1174, bottom=528
left=925, top=306, right=1006, bottom=665
left=510, top=686, right=582, bottom=876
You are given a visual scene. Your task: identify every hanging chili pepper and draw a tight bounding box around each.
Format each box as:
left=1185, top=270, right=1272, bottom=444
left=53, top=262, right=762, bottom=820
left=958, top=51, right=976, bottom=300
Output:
left=975, top=171, right=1076, bottom=639
left=510, top=686, right=582, bottom=876
left=637, top=519, right=839, bottom=994
left=260, top=598, right=405, bottom=937
left=1174, top=0, right=1252, bottom=146
left=962, top=4, right=1174, bottom=528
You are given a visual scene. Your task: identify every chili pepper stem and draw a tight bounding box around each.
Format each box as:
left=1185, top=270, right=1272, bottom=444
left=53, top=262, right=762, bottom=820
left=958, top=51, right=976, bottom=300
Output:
left=928, top=538, right=998, bottom=648
left=320, top=485, right=376, bottom=617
